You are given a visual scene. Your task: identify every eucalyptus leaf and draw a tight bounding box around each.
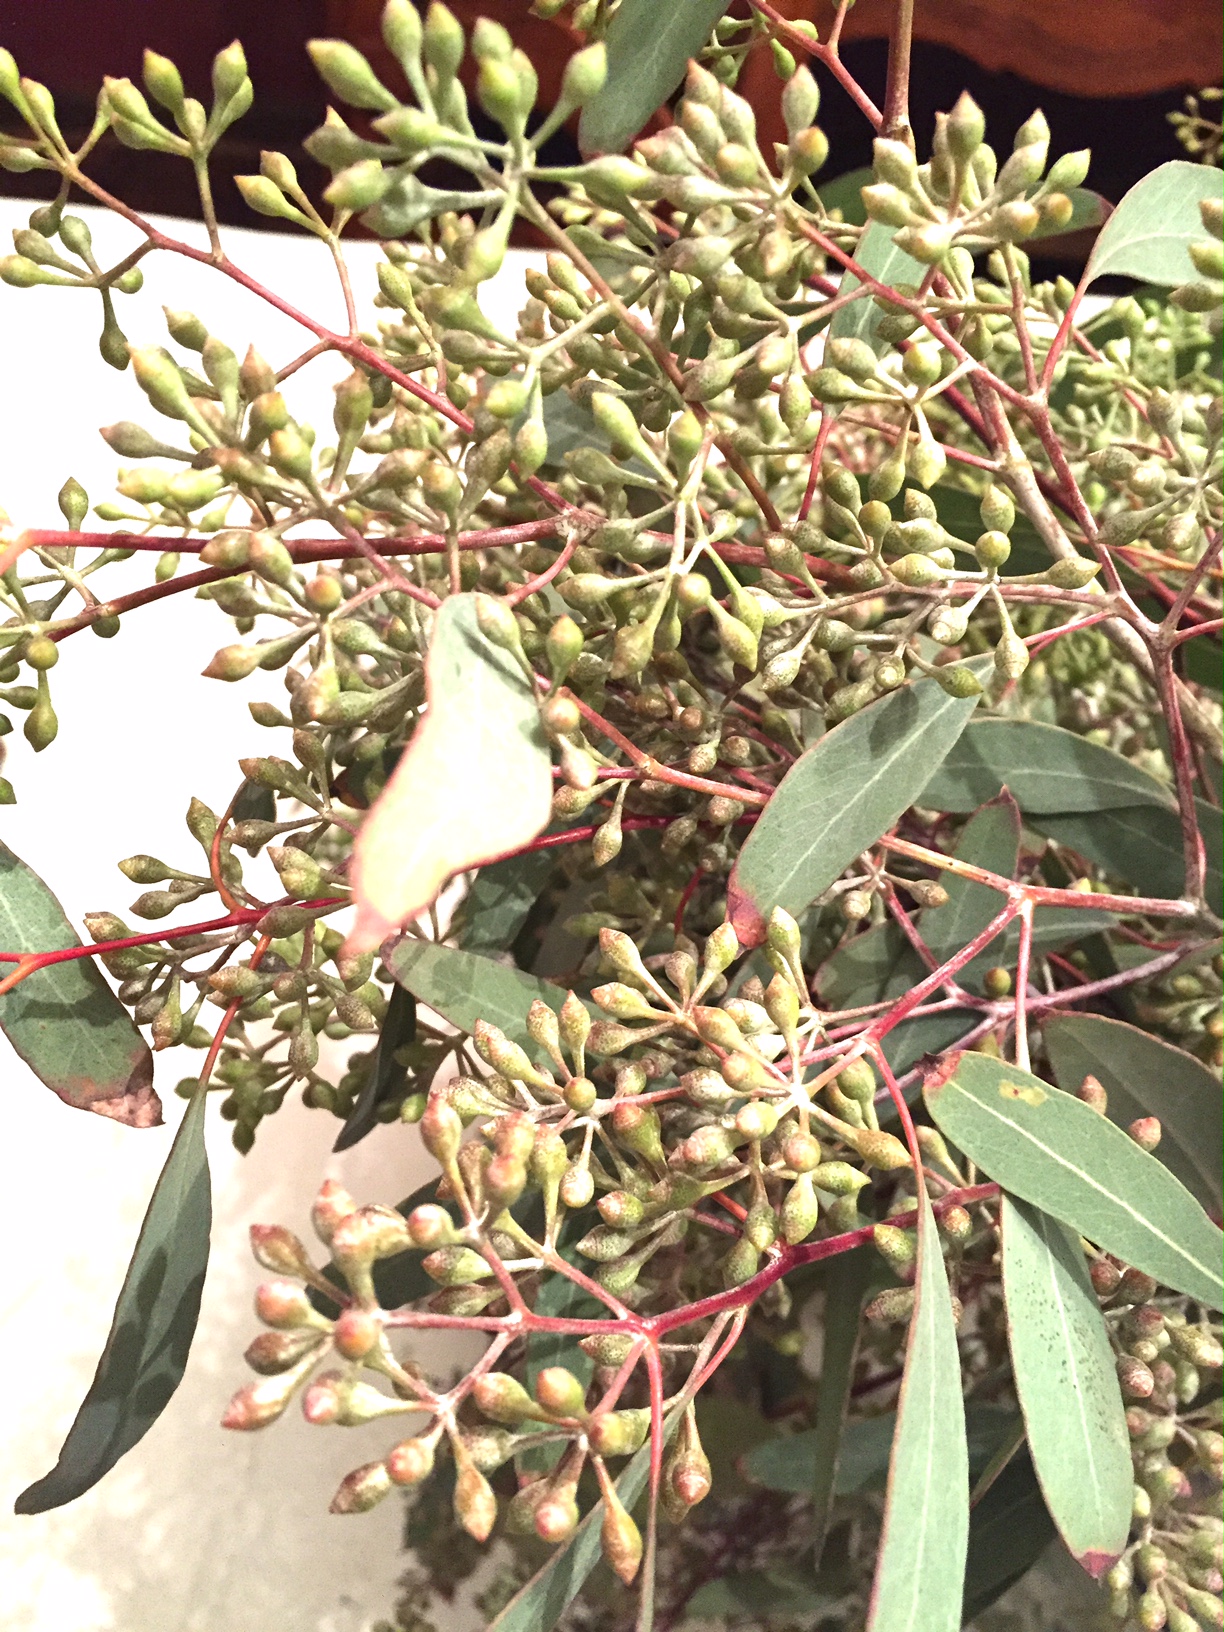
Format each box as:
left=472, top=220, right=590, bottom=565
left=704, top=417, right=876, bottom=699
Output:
left=452, top=848, right=558, bottom=959
left=727, top=671, right=983, bottom=947
left=388, top=939, right=586, bottom=1053
left=577, top=0, right=732, bottom=156
left=1001, top=1196, right=1131, bottom=1576
left=809, top=1247, right=874, bottom=1564
left=919, top=719, right=1174, bottom=815
left=0, top=839, right=158, bottom=1127
left=348, top=593, right=553, bottom=954
left=925, top=1051, right=1224, bottom=1307
left=865, top=1190, right=968, bottom=1632
left=962, top=1448, right=1056, bottom=1623
left=827, top=219, right=924, bottom=354
left=1085, top=160, right=1222, bottom=286
left=1044, top=1012, right=1224, bottom=1211
left=1037, top=802, right=1221, bottom=915
left=15, top=1090, right=211, bottom=1513
left=332, top=981, right=416, bottom=1152
left=685, top=1566, right=840, bottom=1624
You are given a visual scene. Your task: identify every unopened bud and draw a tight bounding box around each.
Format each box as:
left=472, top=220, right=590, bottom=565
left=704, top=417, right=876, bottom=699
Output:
left=1078, top=1073, right=1108, bottom=1114
left=387, top=1435, right=435, bottom=1485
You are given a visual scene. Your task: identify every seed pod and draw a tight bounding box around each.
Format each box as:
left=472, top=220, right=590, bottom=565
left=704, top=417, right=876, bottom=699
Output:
left=387, top=1435, right=435, bottom=1486
left=866, top=1286, right=917, bottom=1324
left=474, top=1372, right=550, bottom=1425
left=847, top=1128, right=912, bottom=1170
left=535, top=1366, right=588, bottom=1419
left=221, top=1363, right=314, bottom=1430
left=1169, top=1325, right=1224, bottom=1370
left=423, top=1245, right=490, bottom=1287
left=245, top=1328, right=325, bottom=1375
left=595, top=1460, right=643, bottom=1584
left=873, top=1223, right=918, bottom=1281
left=781, top=1173, right=820, bottom=1243
left=250, top=1224, right=316, bottom=1278
left=588, top=1407, right=651, bottom=1457
left=453, top=1453, right=498, bottom=1542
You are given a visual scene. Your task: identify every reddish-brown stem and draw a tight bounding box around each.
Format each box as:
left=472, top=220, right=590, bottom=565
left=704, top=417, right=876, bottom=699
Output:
left=562, top=690, right=770, bottom=809
left=646, top=1182, right=1000, bottom=1335
left=1149, top=644, right=1208, bottom=904
left=880, top=0, right=916, bottom=144
left=749, top=0, right=883, bottom=128
left=1013, top=897, right=1035, bottom=1073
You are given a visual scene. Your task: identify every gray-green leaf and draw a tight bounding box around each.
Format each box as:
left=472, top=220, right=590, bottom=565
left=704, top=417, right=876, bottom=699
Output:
left=15, top=1090, right=211, bottom=1513
left=866, top=1190, right=969, bottom=1632
left=577, top=0, right=732, bottom=156
left=1001, top=1196, right=1131, bottom=1576
left=387, top=939, right=585, bottom=1053
left=727, top=672, right=982, bottom=946
left=828, top=219, right=923, bottom=353
left=1044, top=1012, right=1223, bottom=1213
left=0, top=840, right=158, bottom=1127
left=925, top=1052, right=1223, bottom=1308
left=1085, top=160, right=1223, bottom=286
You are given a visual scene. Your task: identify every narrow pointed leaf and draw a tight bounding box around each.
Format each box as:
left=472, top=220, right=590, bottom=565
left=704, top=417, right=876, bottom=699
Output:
left=962, top=1448, right=1055, bottom=1622
left=489, top=1409, right=682, bottom=1632
left=15, top=1090, right=211, bottom=1513
left=1044, top=1012, right=1223, bottom=1212
left=866, top=1189, right=969, bottom=1632
left=0, top=840, right=159, bottom=1127
left=925, top=1052, right=1224, bottom=1308
left=332, top=981, right=416, bottom=1152
left=1085, top=160, right=1222, bottom=285
left=727, top=672, right=982, bottom=947
left=347, top=593, right=552, bottom=954
left=809, top=1247, right=875, bottom=1565
left=1001, top=1195, right=1131, bottom=1576
left=577, top=0, right=731, bottom=156
left=387, top=939, right=589, bottom=1053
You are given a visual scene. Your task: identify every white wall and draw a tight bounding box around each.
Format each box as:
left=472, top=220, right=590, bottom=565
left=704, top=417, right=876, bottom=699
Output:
left=0, top=199, right=530, bottom=1632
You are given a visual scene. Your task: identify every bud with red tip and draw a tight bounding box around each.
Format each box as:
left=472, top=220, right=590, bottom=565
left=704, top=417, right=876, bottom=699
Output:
left=333, top=1307, right=381, bottom=1360
left=535, top=1366, right=588, bottom=1420
left=453, top=1447, right=498, bottom=1541
left=1128, top=1117, right=1162, bottom=1152
left=1078, top=1073, right=1108, bottom=1114
left=222, top=1358, right=315, bottom=1429
left=245, top=1329, right=325, bottom=1374
left=594, top=1457, right=642, bottom=1584
left=255, top=1278, right=330, bottom=1331
left=250, top=1224, right=316, bottom=1278
left=329, top=1460, right=392, bottom=1514
left=311, top=1178, right=357, bottom=1244
left=387, top=1435, right=436, bottom=1486
left=665, top=1408, right=712, bottom=1510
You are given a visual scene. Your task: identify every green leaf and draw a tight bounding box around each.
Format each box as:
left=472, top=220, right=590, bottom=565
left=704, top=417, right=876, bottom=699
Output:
left=1085, top=160, right=1222, bottom=286
left=961, top=1448, right=1056, bottom=1623
left=817, top=167, right=873, bottom=226
left=827, top=219, right=924, bottom=354
left=577, top=0, right=732, bottom=156
left=865, top=1190, right=969, bottom=1632
left=920, top=719, right=1173, bottom=814
left=0, top=840, right=158, bottom=1127
left=453, top=848, right=559, bottom=958
left=727, top=672, right=982, bottom=947
left=15, top=1090, right=211, bottom=1513
left=1044, top=1012, right=1223, bottom=1212
left=388, top=939, right=584, bottom=1053
left=489, top=1408, right=683, bottom=1632
left=1001, top=1196, right=1131, bottom=1576
left=925, top=1052, right=1224, bottom=1308
left=745, top=1404, right=1017, bottom=1497
left=809, top=1247, right=874, bottom=1564
left=332, top=980, right=417, bottom=1152
left=1038, top=802, right=1221, bottom=915
left=685, top=1566, right=841, bottom=1624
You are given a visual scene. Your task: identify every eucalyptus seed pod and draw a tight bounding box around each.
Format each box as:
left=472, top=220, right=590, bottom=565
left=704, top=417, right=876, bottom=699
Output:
left=453, top=1452, right=498, bottom=1542
left=250, top=1223, right=316, bottom=1278
left=595, top=1461, right=643, bottom=1585
left=866, top=1286, right=917, bottom=1324
left=221, top=1360, right=316, bottom=1430
left=781, top=1173, right=820, bottom=1243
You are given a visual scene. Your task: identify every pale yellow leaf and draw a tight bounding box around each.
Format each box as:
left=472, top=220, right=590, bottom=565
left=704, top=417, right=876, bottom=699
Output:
left=346, top=594, right=552, bottom=954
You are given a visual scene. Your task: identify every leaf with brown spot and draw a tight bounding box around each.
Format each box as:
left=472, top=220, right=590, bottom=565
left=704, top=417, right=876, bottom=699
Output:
left=0, top=840, right=159, bottom=1127
left=346, top=594, right=553, bottom=955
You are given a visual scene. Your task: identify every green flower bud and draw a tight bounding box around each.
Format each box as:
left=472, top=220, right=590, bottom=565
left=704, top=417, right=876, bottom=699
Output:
left=873, top=1223, right=918, bottom=1280
left=947, top=91, right=986, bottom=161
left=306, top=39, right=396, bottom=111
left=560, top=41, right=606, bottom=107
left=782, top=1173, right=820, bottom=1243
left=1045, top=557, right=1100, bottom=590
